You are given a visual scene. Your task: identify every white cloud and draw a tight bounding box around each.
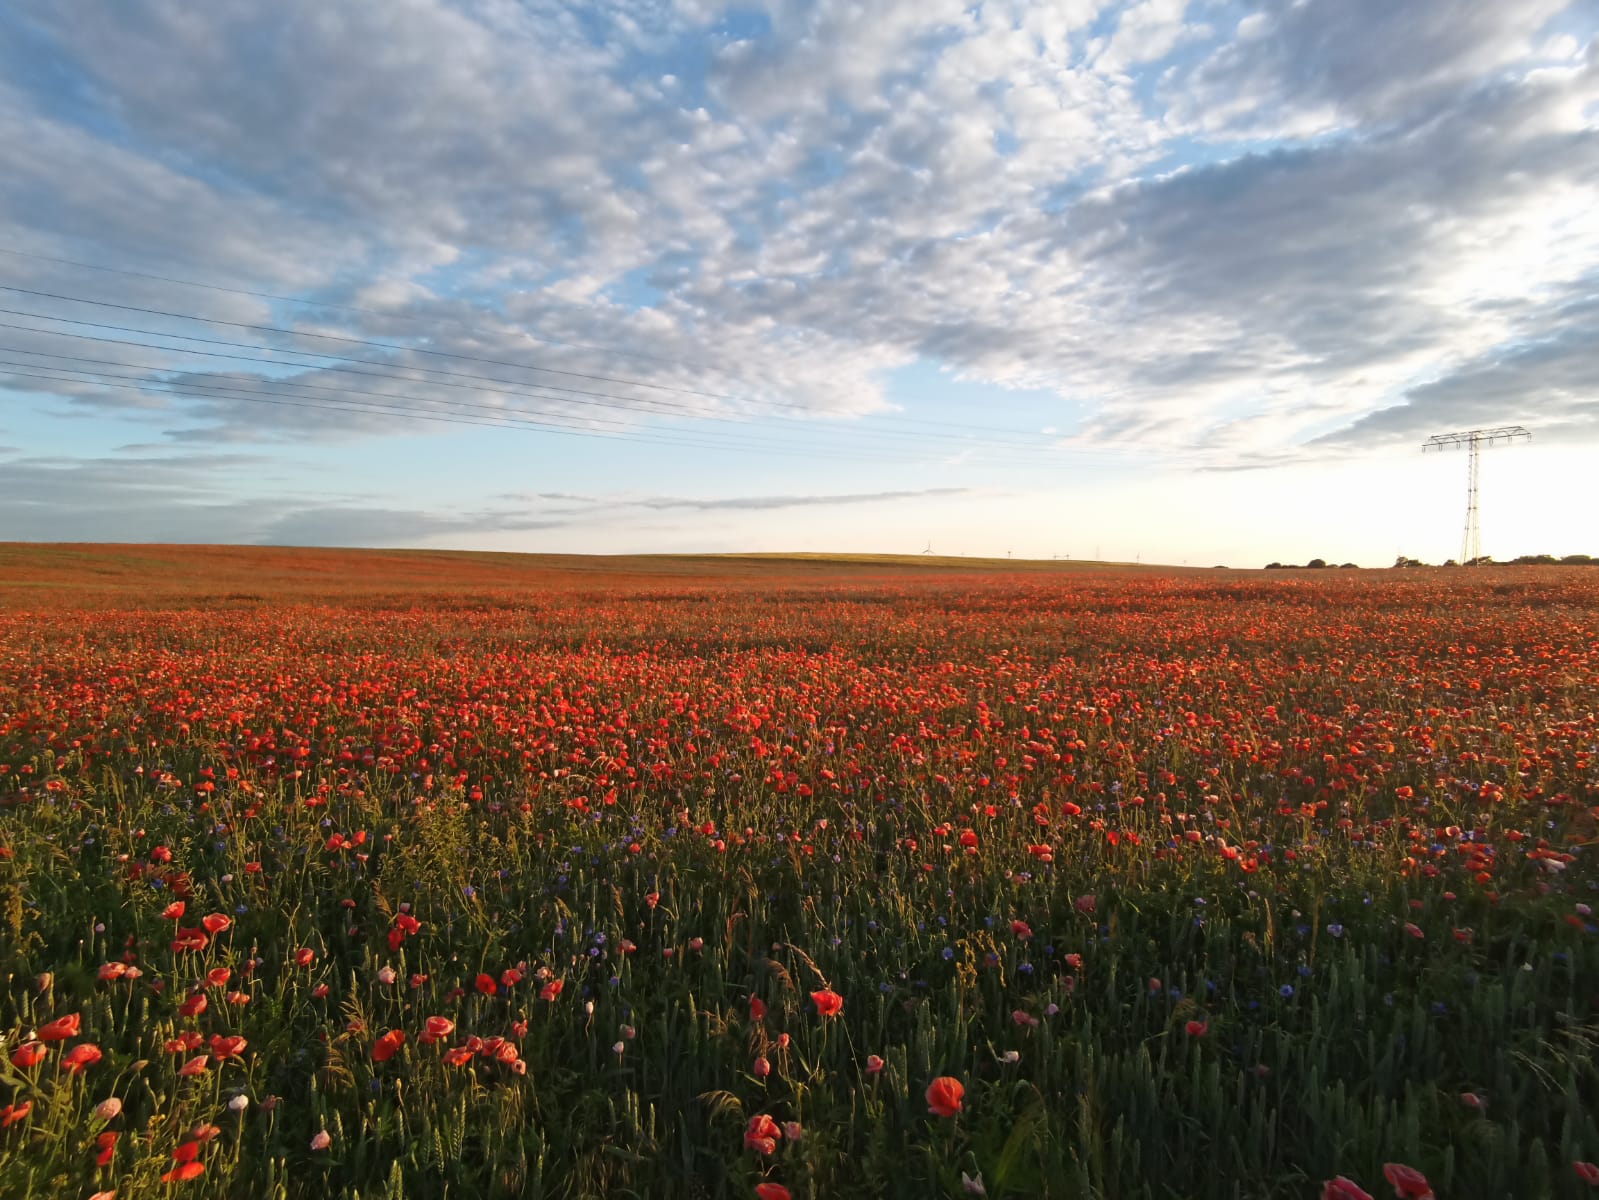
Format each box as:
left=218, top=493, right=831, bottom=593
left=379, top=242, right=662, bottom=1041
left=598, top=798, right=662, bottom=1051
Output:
left=0, top=0, right=1593, bottom=478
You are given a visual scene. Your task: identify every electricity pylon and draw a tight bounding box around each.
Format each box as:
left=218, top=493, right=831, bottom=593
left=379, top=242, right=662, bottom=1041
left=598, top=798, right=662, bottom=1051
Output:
left=1421, top=426, right=1530, bottom=564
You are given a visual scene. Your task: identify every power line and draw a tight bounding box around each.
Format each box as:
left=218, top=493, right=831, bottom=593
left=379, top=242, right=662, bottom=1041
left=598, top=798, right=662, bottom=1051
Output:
left=0, top=313, right=1167, bottom=465
left=0, top=241, right=753, bottom=380
left=0, top=362, right=933, bottom=462
left=0, top=243, right=1091, bottom=441
left=0, top=350, right=1023, bottom=467
left=0, top=353, right=1118, bottom=468
left=0, top=281, right=746, bottom=403
left=0, top=350, right=836, bottom=458
left=0, top=306, right=1071, bottom=451
left=1420, top=426, right=1530, bottom=564
left=0, top=261, right=1151, bottom=444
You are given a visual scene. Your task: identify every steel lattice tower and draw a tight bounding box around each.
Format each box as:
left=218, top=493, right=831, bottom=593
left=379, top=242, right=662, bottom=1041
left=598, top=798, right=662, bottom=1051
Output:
left=1421, top=426, right=1530, bottom=564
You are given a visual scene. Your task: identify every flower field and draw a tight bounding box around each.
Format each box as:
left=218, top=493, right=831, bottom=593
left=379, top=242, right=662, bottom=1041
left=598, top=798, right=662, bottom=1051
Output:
left=1, top=553, right=1597, bottom=1199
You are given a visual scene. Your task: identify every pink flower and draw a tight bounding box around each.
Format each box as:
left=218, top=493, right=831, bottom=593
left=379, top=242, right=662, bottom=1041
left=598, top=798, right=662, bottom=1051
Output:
left=744, top=1114, right=781, bottom=1155
left=1323, top=1178, right=1374, bottom=1200
left=1382, top=1163, right=1434, bottom=1199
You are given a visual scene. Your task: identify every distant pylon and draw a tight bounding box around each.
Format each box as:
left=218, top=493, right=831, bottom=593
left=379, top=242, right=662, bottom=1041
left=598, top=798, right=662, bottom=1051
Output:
left=1421, top=426, right=1530, bottom=563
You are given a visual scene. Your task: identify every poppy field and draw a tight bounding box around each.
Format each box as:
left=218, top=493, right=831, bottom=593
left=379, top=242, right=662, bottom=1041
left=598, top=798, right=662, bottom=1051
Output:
left=1, top=551, right=1597, bottom=1199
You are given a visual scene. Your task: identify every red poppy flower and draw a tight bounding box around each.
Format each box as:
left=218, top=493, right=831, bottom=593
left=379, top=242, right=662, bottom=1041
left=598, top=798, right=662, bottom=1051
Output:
left=0, top=1101, right=32, bottom=1128
left=755, top=1185, right=792, bottom=1200
left=179, top=992, right=207, bottom=1018
left=202, top=913, right=231, bottom=935
left=372, top=1029, right=406, bottom=1063
left=811, top=989, right=843, bottom=1017
left=1185, top=1020, right=1208, bottom=1037
left=1575, top=1162, right=1599, bottom=1185
left=1322, top=1178, right=1374, bottom=1200
left=539, top=979, right=564, bottom=1002
left=476, top=973, right=497, bottom=996
left=61, top=1044, right=103, bottom=1073
left=36, top=1013, right=81, bottom=1041
left=10, top=1041, right=47, bottom=1068
left=95, top=1130, right=118, bottom=1166
left=744, top=1113, right=781, bottom=1155
left=926, top=1076, right=965, bottom=1117
left=161, top=901, right=186, bottom=920
left=749, top=996, right=767, bottom=1021
left=177, top=1054, right=209, bottom=1077
left=161, top=1161, right=205, bottom=1184
left=1382, top=1163, right=1434, bottom=1199
left=171, top=928, right=209, bottom=953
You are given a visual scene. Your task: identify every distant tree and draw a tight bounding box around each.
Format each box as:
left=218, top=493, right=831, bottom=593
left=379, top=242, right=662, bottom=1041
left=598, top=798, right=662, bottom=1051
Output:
left=1264, top=562, right=1285, bottom=570
left=1559, top=554, right=1595, bottom=565
left=1393, top=556, right=1427, bottom=568
left=1306, top=558, right=1328, bottom=569
left=1339, top=562, right=1359, bottom=569
left=1511, top=554, right=1559, bottom=565
left=1443, top=559, right=1459, bottom=567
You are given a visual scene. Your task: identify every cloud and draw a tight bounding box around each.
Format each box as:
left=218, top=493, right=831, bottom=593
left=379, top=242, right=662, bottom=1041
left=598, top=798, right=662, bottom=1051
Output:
left=0, top=446, right=974, bottom=546
left=1176, top=0, right=1575, bottom=133
left=0, top=0, right=1595, bottom=477
left=632, top=487, right=972, bottom=511
left=1317, top=288, right=1599, bottom=446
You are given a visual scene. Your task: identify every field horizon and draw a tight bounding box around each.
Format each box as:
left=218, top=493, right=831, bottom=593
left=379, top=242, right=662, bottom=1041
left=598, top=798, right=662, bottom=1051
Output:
left=0, top=542, right=1225, bottom=609
left=2, top=548, right=1596, bottom=1198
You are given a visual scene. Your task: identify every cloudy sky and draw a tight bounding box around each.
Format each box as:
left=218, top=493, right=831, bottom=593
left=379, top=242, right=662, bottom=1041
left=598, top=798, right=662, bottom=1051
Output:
left=0, top=0, right=1595, bottom=565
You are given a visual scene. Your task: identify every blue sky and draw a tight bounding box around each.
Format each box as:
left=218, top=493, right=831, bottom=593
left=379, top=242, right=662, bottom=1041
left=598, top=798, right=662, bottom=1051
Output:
left=0, top=0, right=1595, bottom=564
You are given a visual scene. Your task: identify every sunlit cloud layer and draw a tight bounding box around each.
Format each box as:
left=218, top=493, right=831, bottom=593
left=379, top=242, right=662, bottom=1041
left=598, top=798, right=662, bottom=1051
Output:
left=0, top=0, right=1594, bottom=551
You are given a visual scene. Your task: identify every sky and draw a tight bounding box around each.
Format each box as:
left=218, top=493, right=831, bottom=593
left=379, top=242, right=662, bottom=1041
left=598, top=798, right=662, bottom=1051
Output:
left=0, top=0, right=1595, bottom=566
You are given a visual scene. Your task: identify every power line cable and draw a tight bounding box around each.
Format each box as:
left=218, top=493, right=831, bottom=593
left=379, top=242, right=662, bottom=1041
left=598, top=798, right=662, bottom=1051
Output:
left=0, top=281, right=779, bottom=404
left=0, top=268, right=1092, bottom=440
left=0, top=362, right=881, bottom=460
left=0, top=241, right=753, bottom=380
left=0, top=349, right=1011, bottom=464
left=0, top=358, right=1109, bottom=470
left=0, top=312, right=1151, bottom=462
